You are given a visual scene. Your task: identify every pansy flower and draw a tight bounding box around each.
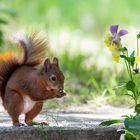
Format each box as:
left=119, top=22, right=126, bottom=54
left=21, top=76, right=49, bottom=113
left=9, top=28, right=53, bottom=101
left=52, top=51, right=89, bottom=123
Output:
left=135, top=56, right=140, bottom=64
left=104, top=25, right=128, bottom=62
left=133, top=68, right=139, bottom=74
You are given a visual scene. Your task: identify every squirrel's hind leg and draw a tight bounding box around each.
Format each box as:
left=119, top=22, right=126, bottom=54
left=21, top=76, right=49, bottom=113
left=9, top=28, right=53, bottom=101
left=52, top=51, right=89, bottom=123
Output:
left=25, top=102, right=47, bottom=126
left=4, top=90, right=24, bottom=126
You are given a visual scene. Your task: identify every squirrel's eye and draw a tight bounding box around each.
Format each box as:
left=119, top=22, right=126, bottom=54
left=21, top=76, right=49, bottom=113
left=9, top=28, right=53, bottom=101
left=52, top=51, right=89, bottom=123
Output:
left=50, top=75, right=57, bottom=81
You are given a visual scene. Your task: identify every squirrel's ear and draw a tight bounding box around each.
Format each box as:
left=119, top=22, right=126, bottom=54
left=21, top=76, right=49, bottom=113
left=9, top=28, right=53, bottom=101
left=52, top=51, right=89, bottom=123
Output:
left=44, top=58, right=51, bottom=71
left=53, top=57, right=59, bottom=66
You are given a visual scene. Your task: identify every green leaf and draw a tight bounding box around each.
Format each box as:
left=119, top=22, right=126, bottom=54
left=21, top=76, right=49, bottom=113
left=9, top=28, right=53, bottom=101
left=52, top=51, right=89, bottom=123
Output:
left=130, top=51, right=135, bottom=58
left=126, top=81, right=135, bottom=93
left=125, top=132, right=136, bottom=140
left=0, top=19, right=8, bottom=25
left=120, top=54, right=129, bottom=63
left=100, top=120, right=123, bottom=126
left=130, top=57, right=135, bottom=67
left=137, top=33, right=140, bottom=39
left=135, top=104, right=140, bottom=114
left=120, top=51, right=135, bottom=67
left=0, top=30, right=3, bottom=46
left=124, top=116, right=140, bottom=136
left=120, top=47, right=127, bottom=52
left=120, top=54, right=127, bottom=60
left=129, top=51, right=135, bottom=67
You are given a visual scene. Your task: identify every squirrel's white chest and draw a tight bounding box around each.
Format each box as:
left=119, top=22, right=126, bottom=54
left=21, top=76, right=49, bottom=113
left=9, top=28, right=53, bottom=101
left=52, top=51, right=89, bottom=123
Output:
left=22, top=96, right=36, bottom=114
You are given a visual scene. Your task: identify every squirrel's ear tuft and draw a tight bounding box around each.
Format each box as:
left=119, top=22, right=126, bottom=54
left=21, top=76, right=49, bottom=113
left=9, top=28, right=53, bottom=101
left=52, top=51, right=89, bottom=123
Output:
left=53, top=57, right=59, bottom=66
left=44, top=58, right=51, bottom=71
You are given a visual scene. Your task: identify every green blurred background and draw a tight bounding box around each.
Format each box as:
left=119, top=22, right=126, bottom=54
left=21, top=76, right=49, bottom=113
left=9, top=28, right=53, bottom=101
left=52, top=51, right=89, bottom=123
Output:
left=0, top=0, right=140, bottom=110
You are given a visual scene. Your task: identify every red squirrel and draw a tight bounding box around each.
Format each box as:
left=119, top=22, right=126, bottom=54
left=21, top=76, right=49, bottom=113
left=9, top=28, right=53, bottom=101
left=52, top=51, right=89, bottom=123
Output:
left=0, top=33, right=66, bottom=126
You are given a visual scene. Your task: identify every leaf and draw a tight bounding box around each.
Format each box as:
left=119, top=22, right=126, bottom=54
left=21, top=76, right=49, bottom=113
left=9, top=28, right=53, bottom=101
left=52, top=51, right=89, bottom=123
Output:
left=124, top=116, right=140, bottom=136
left=135, top=104, right=140, bottom=114
left=120, top=54, right=127, bottom=60
left=0, top=19, right=8, bottom=25
left=130, top=51, right=135, bottom=58
left=120, top=51, right=135, bottom=67
left=129, top=51, right=135, bottom=67
left=137, top=33, right=140, bottom=39
left=0, top=30, right=3, bottom=46
left=130, top=57, right=135, bottom=67
left=126, top=81, right=135, bottom=93
left=123, top=93, right=133, bottom=98
left=120, top=47, right=127, bottom=52
left=125, top=131, right=136, bottom=140
left=100, top=120, right=123, bottom=126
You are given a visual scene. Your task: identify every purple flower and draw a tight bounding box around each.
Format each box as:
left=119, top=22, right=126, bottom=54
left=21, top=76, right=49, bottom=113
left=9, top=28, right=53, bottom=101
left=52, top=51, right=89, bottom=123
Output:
left=110, top=25, right=128, bottom=46
left=133, top=68, right=139, bottom=74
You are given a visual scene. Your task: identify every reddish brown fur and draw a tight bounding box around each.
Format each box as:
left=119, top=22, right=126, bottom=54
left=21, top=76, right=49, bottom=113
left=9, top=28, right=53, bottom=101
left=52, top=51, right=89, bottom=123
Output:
left=0, top=53, right=20, bottom=101
left=0, top=33, right=66, bottom=126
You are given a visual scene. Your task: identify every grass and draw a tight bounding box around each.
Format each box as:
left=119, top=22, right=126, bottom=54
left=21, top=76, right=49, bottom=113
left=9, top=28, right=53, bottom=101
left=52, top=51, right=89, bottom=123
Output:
left=44, top=50, right=134, bottom=109
left=1, top=0, right=140, bottom=35
left=0, top=0, right=139, bottom=109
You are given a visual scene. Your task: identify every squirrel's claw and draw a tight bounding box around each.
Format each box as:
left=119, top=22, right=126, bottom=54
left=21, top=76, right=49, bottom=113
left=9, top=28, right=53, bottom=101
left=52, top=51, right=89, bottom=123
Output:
left=13, top=123, right=25, bottom=127
left=56, top=90, right=66, bottom=98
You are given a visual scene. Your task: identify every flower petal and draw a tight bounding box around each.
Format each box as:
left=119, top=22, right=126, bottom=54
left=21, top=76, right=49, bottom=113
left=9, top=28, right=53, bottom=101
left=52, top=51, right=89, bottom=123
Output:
left=104, top=34, right=112, bottom=47
left=133, top=69, right=139, bottom=74
left=112, top=53, right=120, bottom=63
left=112, top=35, right=121, bottom=46
left=136, top=56, right=140, bottom=63
left=110, top=25, right=119, bottom=35
left=109, top=43, right=117, bottom=51
left=118, top=29, right=128, bottom=36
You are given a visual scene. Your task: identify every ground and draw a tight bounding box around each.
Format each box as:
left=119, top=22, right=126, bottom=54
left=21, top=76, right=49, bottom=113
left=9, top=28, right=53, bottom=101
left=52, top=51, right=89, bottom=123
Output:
left=0, top=100, right=133, bottom=140
left=0, top=99, right=133, bottom=127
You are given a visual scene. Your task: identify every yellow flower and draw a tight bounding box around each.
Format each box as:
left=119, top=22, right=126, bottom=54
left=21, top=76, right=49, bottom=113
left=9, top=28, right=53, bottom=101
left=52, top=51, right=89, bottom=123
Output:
left=135, top=56, right=140, bottom=63
left=112, top=51, right=120, bottom=62
left=110, top=44, right=120, bottom=62
left=104, top=35, right=120, bottom=62
left=104, top=34, right=112, bottom=47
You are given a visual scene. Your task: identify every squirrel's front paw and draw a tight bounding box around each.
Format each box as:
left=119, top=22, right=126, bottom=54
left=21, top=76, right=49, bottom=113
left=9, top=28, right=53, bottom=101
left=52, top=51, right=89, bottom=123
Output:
left=13, top=123, right=25, bottom=127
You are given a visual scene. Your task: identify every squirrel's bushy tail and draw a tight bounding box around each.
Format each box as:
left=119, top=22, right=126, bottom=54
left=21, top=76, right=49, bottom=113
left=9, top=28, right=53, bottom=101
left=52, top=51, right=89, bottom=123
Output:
left=0, top=33, right=48, bottom=101
left=0, top=53, right=20, bottom=100
left=18, top=32, right=48, bottom=66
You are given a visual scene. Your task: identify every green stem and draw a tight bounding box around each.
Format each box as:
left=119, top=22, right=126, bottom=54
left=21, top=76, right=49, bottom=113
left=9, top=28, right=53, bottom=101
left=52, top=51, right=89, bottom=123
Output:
left=123, top=51, right=137, bottom=104
left=133, top=91, right=138, bottom=106
left=126, top=51, right=133, bottom=81
left=137, top=37, right=139, bottom=56
left=122, top=51, right=133, bottom=81
left=136, top=37, right=139, bottom=69
left=133, top=37, right=139, bottom=106
left=124, top=58, right=130, bottom=78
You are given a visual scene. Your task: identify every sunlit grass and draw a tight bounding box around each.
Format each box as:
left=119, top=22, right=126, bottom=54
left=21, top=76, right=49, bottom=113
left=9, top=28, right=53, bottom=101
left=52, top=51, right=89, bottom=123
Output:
left=0, top=0, right=140, bottom=108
